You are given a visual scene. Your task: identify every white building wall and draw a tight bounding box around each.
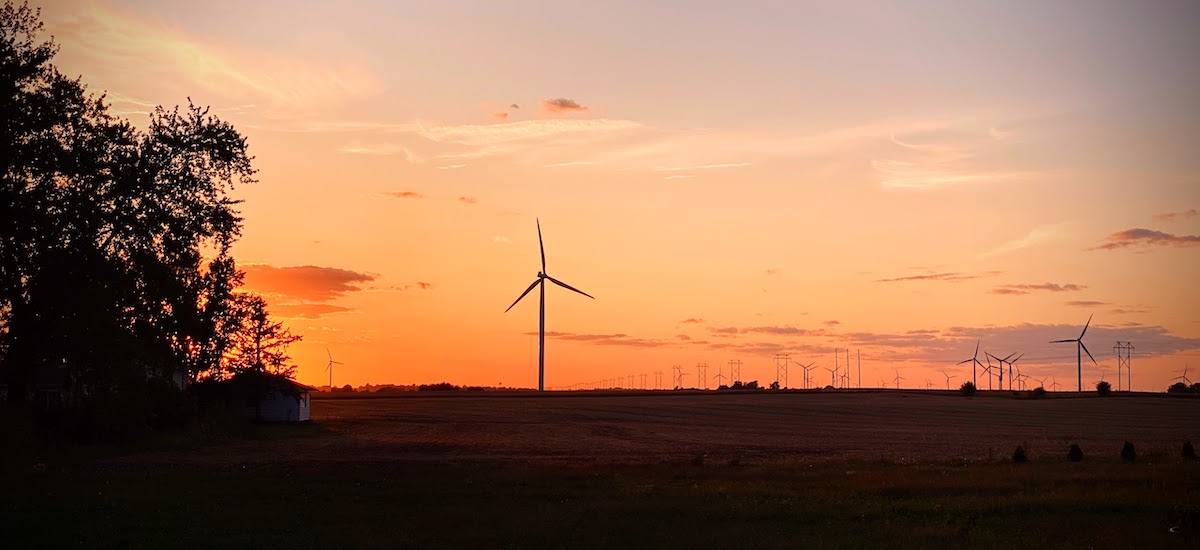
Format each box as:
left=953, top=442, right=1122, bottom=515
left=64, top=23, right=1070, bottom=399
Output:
left=257, top=390, right=302, bottom=422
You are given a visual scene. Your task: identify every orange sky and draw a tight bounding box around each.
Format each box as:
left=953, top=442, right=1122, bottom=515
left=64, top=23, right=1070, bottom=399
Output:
left=38, top=0, right=1200, bottom=391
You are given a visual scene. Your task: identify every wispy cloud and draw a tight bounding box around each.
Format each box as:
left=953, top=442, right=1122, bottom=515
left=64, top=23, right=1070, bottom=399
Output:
left=873, top=129, right=1047, bottom=190
left=1065, top=300, right=1109, bottom=307
left=339, top=143, right=421, bottom=162
left=272, top=303, right=355, bottom=319
left=654, top=162, right=751, bottom=172
left=664, top=174, right=695, bottom=180
left=978, top=223, right=1068, bottom=258
left=49, top=3, right=383, bottom=113
left=679, top=318, right=706, bottom=324
left=1153, top=209, right=1198, bottom=222
left=540, top=98, right=588, bottom=113
left=543, top=161, right=596, bottom=168
left=491, top=235, right=512, bottom=244
left=876, top=271, right=1000, bottom=283
left=1089, top=228, right=1200, bottom=250
left=457, top=196, right=477, bottom=204
left=437, top=164, right=466, bottom=170
left=991, top=282, right=1086, bottom=295
left=531, top=331, right=669, bottom=348
left=385, top=191, right=424, bottom=200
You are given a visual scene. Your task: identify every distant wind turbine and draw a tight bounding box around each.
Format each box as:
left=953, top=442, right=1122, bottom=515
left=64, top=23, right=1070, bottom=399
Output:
left=1173, top=364, right=1192, bottom=386
left=940, top=370, right=954, bottom=390
left=325, top=349, right=343, bottom=390
left=1050, top=314, right=1096, bottom=392
left=505, top=219, right=594, bottom=392
left=893, top=369, right=906, bottom=390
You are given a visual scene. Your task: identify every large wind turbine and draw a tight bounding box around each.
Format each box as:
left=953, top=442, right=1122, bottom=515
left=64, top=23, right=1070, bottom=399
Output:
left=1050, top=314, right=1096, bottom=392
left=505, top=219, right=594, bottom=392
left=958, top=340, right=984, bottom=387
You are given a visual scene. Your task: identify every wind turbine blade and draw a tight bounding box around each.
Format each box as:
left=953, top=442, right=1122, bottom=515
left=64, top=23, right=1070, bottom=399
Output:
left=1080, top=341, right=1096, bottom=364
left=537, top=218, right=546, bottom=273
left=1050, top=339, right=1076, bottom=343
left=1003, top=352, right=1016, bottom=362
left=1011, top=353, right=1024, bottom=363
left=505, top=279, right=541, bottom=312
left=327, top=348, right=332, bottom=361
left=1080, top=314, right=1092, bottom=338
left=958, top=359, right=972, bottom=365
left=546, top=275, right=595, bottom=299
left=974, top=340, right=980, bottom=358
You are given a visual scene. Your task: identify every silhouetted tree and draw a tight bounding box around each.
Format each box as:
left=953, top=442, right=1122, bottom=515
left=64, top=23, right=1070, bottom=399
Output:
left=1096, top=380, right=1111, bottom=395
left=959, top=381, right=976, bottom=396
left=769, top=381, right=780, bottom=390
left=1183, top=441, right=1196, bottom=460
left=745, top=380, right=759, bottom=390
left=1067, top=444, right=1083, bottom=462
left=731, top=381, right=744, bottom=390
left=1032, top=386, right=1047, bottom=398
left=1012, top=445, right=1028, bottom=463
left=1167, top=382, right=1191, bottom=394
left=223, top=295, right=301, bottom=378
left=0, top=3, right=291, bottom=434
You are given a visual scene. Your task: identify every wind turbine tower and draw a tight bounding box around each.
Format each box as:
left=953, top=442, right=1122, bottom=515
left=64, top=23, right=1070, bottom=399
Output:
left=1050, top=314, right=1096, bottom=392
left=672, top=365, right=684, bottom=389
left=504, top=219, right=595, bottom=392
left=958, top=341, right=984, bottom=387
left=325, top=349, right=343, bottom=391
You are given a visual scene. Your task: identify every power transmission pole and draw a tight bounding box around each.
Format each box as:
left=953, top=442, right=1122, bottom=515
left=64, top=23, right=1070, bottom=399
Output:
left=857, top=349, right=861, bottom=389
left=696, top=363, right=708, bottom=390
left=1114, top=341, right=1133, bottom=392
left=729, top=360, right=742, bottom=384
left=775, top=354, right=789, bottom=388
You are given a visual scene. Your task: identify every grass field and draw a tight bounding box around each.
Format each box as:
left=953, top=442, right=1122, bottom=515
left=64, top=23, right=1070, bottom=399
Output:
left=5, top=391, right=1199, bottom=548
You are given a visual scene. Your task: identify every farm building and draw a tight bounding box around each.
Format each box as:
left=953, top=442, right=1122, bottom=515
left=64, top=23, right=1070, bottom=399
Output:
left=195, top=371, right=315, bottom=423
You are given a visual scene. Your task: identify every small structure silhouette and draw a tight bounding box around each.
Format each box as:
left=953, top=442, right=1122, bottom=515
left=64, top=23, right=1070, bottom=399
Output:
left=1183, top=440, right=1196, bottom=460
left=1067, top=443, right=1084, bottom=462
left=1120, top=441, right=1136, bottom=462
left=1012, top=445, right=1029, bottom=463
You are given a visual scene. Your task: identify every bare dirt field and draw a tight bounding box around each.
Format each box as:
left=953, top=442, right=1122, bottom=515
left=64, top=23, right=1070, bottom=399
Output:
left=122, top=390, right=1200, bottom=466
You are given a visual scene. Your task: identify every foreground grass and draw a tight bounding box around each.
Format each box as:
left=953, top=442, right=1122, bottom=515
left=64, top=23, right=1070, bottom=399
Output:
left=4, top=453, right=1199, bottom=549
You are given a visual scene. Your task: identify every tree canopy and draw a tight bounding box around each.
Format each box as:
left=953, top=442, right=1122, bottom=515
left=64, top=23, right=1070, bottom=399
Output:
left=0, top=2, right=299, bottom=417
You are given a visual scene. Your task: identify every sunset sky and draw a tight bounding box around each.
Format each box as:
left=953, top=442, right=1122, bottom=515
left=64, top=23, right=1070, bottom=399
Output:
left=38, top=0, right=1200, bottom=391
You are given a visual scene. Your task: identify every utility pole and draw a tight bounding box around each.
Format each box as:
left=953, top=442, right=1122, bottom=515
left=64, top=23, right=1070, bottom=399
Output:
left=775, top=354, right=789, bottom=388
left=857, top=349, right=861, bottom=389
left=696, top=363, right=708, bottom=390
left=1114, top=341, right=1133, bottom=391
left=729, top=360, right=742, bottom=385
left=845, top=349, right=851, bottom=389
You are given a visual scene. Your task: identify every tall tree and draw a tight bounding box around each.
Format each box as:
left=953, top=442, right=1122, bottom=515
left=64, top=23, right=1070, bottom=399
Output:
left=224, top=294, right=301, bottom=378
left=0, top=1, right=279, bottom=409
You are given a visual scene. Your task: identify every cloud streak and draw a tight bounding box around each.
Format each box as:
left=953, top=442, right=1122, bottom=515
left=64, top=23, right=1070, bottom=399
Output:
left=1090, top=228, right=1200, bottom=250
left=876, top=271, right=1000, bottom=283
left=991, top=282, right=1086, bottom=295
left=1154, top=209, right=1198, bottom=222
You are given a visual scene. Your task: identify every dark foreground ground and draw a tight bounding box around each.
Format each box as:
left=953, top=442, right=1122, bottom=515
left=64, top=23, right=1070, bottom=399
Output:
left=4, top=391, right=1199, bottom=548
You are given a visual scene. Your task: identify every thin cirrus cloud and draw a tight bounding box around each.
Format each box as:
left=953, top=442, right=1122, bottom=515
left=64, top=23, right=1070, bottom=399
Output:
left=48, top=2, right=383, bottom=114
left=876, top=271, right=1000, bottom=283
left=530, top=331, right=669, bottom=348
left=977, top=223, right=1068, bottom=258
left=540, top=98, right=588, bottom=113
left=873, top=129, right=1047, bottom=190
left=457, top=196, right=477, bottom=204
left=1089, top=228, right=1200, bottom=250
left=339, top=143, right=421, bottom=163
left=1065, top=300, right=1109, bottom=307
left=271, top=303, right=354, bottom=320
left=990, top=282, right=1086, bottom=295
left=241, top=264, right=376, bottom=302
left=1153, top=209, right=1198, bottom=222
left=385, top=191, right=424, bottom=200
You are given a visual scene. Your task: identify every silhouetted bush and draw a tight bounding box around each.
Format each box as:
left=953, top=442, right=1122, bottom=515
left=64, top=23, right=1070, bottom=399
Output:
left=417, top=382, right=459, bottom=391
left=1167, top=382, right=1192, bottom=394
left=1096, top=381, right=1111, bottom=395
left=333, top=384, right=355, bottom=393
left=745, top=381, right=759, bottom=390
left=1120, top=441, right=1136, bottom=462
left=769, top=381, right=780, bottom=390
left=1068, top=443, right=1083, bottom=462
left=718, top=384, right=729, bottom=390
left=1012, top=445, right=1028, bottom=463
left=1032, top=386, right=1047, bottom=398
left=731, top=381, right=744, bottom=390
left=959, top=382, right=976, bottom=396
left=1184, top=441, right=1196, bottom=460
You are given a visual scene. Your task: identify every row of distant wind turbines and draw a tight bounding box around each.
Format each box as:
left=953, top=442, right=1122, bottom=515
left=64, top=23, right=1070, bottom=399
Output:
left=504, top=220, right=1185, bottom=393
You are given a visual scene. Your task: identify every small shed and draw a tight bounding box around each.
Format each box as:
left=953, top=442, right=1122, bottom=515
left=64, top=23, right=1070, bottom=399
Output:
left=196, top=372, right=315, bottom=423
